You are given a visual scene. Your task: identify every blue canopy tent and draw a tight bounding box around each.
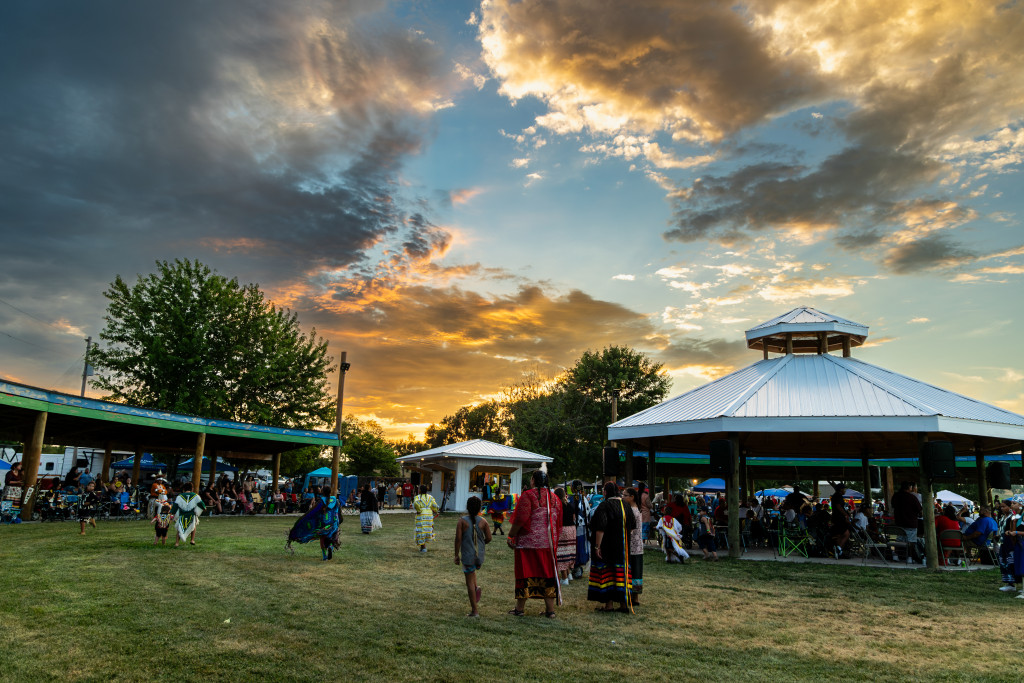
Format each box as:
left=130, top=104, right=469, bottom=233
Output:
left=693, top=478, right=726, bottom=492
left=110, top=453, right=167, bottom=472
left=302, top=468, right=358, bottom=501
left=0, top=460, right=10, bottom=471
left=756, top=487, right=792, bottom=498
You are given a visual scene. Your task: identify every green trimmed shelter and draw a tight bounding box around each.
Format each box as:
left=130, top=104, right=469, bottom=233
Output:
left=0, top=378, right=341, bottom=519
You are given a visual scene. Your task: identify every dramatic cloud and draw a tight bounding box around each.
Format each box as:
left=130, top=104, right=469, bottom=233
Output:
left=479, top=0, right=1024, bottom=271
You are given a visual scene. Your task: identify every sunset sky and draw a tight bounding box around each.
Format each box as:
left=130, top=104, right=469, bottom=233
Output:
left=1, top=1, right=1022, bottom=440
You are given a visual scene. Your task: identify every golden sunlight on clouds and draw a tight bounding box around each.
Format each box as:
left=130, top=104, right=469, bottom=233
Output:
left=450, top=187, right=484, bottom=205
left=199, top=237, right=269, bottom=253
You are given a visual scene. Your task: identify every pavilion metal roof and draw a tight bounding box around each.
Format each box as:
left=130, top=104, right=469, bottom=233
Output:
left=608, top=354, right=1024, bottom=455
left=396, top=439, right=553, bottom=464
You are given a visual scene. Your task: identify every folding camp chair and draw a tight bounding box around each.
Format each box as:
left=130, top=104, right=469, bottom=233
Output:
left=853, top=527, right=890, bottom=566
left=938, top=529, right=967, bottom=567
left=779, top=522, right=810, bottom=557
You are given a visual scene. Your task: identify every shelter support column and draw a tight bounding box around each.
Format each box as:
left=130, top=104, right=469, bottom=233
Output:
left=272, top=453, right=281, bottom=494
left=192, top=433, right=206, bottom=494
left=883, top=467, right=894, bottom=513
left=861, top=453, right=872, bottom=509
left=209, top=451, right=218, bottom=485
left=648, top=445, right=657, bottom=495
left=974, top=443, right=988, bottom=508
left=663, top=475, right=670, bottom=500
left=917, top=434, right=939, bottom=569
left=728, top=432, right=741, bottom=558
left=19, top=410, right=48, bottom=520
left=812, top=480, right=819, bottom=501
left=739, top=450, right=748, bottom=503
left=101, top=442, right=113, bottom=486
left=623, top=448, right=633, bottom=487
left=132, top=446, right=143, bottom=486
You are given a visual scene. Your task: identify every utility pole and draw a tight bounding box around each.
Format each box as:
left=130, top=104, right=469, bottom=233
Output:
left=73, top=336, right=92, bottom=469
left=330, top=352, right=350, bottom=495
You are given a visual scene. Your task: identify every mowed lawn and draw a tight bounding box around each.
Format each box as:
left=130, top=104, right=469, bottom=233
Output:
left=0, top=512, right=1013, bottom=682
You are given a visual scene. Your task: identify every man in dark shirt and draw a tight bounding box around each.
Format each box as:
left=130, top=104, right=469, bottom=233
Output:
left=891, top=481, right=924, bottom=562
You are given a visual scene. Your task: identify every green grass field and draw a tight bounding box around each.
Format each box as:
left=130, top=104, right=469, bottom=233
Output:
left=0, top=513, right=1013, bottom=682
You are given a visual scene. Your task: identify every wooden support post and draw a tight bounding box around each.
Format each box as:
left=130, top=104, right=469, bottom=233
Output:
left=975, top=443, right=989, bottom=508
left=812, top=479, right=819, bottom=501
left=739, top=451, right=748, bottom=503
left=918, top=434, right=939, bottom=569
left=131, top=446, right=143, bottom=486
left=818, top=332, right=826, bottom=354
left=663, top=475, right=670, bottom=501
left=728, top=433, right=741, bottom=558
left=192, top=433, right=206, bottom=494
left=883, top=467, right=895, bottom=513
left=19, top=410, right=48, bottom=520
left=785, top=333, right=793, bottom=355
left=762, top=345, right=769, bottom=360
left=842, top=337, right=851, bottom=357
left=648, top=445, right=657, bottom=497
left=330, top=351, right=348, bottom=495
left=101, top=442, right=113, bottom=486
left=861, top=453, right=872, bottom=509
left=272, top=452, right=281, bottom=494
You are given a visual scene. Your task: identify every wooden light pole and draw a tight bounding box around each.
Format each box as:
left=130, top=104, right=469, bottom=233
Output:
left=330, top=352, right=350, bottom=495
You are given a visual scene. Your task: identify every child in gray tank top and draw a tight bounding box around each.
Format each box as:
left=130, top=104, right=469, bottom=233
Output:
left=455, top=496, right=493, bottom=618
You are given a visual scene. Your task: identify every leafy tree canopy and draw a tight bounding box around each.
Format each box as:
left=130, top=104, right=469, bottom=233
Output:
left=424, top=401, right=506, bottom=449
left=341, top=415, right=399, bottom=477
left=90, top=259, right=336, bottom=430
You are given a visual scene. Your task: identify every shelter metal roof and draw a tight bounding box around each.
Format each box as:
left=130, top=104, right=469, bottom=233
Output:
left=395, top=439, right=553, bottom=464
left=608, top=354, right=1024, bottom=456
left=0, top=378, right=340, bottom=457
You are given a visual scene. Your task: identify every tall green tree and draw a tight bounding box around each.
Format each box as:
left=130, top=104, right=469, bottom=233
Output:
left=90, top=259, right=335, bottom=429
left=424, top=401, right=506, bottom=448
left=341, top=416, right=399, bottom=476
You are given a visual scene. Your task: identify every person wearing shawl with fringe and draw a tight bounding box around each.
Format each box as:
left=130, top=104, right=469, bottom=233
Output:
left=506, top=468, right=562, bottom=618
left=172, top=489, right=207, bottom=547
left=287, top=485, right=342, bottom=561
left=588, top=481, right=636, bottom=613
left=569, top=480, right=591, bottom=579
left=656, top=509, right=690, bottom=564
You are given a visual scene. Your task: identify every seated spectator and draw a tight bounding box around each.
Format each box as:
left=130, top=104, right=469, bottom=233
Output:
left=956, top=505, right=977, bottom=532
left=744, top=509, right=768, bottom=547
left=935, top=505, right=962, bottom=563
left=962, top=506, right=997, bottom=560
left=852, top=503, right=870, bottom=533
left=64, top=467, right=82, bottom=491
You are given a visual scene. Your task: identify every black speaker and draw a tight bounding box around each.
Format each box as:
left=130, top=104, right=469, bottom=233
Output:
left=633, top=455, right=648, bottom=481
left=921, top=441, right=955, bottom=480
left=602, top=447, right=619, bottom=477
left=709, top=439, right=733, bottom=476
left=869, top=465, right=881, bottom=489
left=988, top=461, right=1012, bottom=490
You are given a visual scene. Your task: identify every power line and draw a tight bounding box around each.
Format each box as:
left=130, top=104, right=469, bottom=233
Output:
left=0, top=295, right=64, bottom=330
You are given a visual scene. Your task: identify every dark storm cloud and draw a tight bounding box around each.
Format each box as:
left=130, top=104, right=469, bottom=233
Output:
left=0, top=0, right=450, bottom=278
left=882, top=234, right=979, bottom=275
left=0, top=1, right=456, bottom=379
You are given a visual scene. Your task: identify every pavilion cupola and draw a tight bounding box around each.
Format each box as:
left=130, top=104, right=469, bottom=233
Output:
left=744, top=306, right=869, bottom=359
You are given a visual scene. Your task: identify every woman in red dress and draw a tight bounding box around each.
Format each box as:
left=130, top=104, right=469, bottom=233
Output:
left=506, top=469, right=562, bottom=618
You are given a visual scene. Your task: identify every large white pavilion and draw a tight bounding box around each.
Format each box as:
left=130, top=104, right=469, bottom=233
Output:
left=395, top=439, right=553, bottom=512
left=608, top=306, right=1024, bottom=567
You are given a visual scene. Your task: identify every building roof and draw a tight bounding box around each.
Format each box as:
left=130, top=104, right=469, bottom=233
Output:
left=745, top=306, right=869, bottom=354
left=395, top=439, right=553, bottom=464
left=0, top=378, right=340, bottom=457
left=608, top=353, right=1024, bottom=455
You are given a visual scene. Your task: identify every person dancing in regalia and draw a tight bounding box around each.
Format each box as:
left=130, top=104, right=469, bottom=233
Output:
left=287, top=485, right=342, bottom=561
left=172, top=489, right=207, bottom=547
